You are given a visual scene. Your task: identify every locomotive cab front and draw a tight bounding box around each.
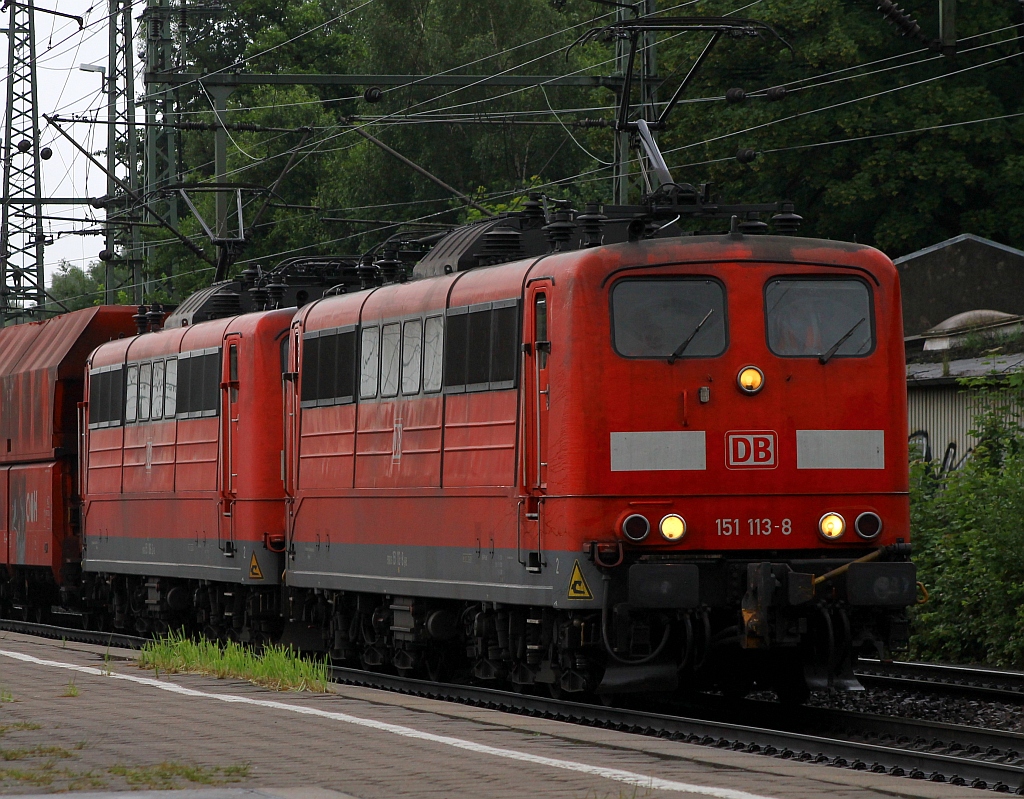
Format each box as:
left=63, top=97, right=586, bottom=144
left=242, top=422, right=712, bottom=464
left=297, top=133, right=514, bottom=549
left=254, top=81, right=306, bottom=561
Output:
left=540, top=235, right=914, bottom=698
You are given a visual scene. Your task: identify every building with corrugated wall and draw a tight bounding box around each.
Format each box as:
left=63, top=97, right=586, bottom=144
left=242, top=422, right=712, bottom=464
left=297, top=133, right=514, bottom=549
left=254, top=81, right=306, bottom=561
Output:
left=907, top=354, right=1024, bottom=468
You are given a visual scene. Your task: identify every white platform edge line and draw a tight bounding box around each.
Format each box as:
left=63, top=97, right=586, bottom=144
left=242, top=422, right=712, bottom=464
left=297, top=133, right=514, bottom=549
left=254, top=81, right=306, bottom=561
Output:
left=0, top=648, right=778, bottom=799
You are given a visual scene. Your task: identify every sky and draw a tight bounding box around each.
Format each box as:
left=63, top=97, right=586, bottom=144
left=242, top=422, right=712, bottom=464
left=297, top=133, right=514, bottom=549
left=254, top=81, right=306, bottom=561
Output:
left=6, top=0, right=137, bottom=287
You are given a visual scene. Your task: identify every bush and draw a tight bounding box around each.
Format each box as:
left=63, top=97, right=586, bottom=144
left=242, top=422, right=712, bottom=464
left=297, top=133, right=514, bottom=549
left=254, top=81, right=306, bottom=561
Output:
left=910, top=387, right=1024, bottom=665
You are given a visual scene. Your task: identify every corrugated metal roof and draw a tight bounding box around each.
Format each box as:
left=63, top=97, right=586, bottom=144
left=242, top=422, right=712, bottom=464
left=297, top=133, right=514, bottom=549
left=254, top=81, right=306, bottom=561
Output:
left=907, top=353, right=1024, bottom=386
left=894, top=234, right=1024, bottom=265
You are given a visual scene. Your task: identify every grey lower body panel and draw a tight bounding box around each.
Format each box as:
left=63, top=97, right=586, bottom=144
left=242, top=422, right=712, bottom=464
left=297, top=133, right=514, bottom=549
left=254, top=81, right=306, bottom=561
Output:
left=83, top=535, right=281, bottom=586
left=286, top=543, right=605, bottom=608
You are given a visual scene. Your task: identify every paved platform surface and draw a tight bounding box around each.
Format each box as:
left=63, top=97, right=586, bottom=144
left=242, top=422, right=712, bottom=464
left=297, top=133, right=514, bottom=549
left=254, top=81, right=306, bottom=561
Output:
left=0, top=631, right=995, bottom=798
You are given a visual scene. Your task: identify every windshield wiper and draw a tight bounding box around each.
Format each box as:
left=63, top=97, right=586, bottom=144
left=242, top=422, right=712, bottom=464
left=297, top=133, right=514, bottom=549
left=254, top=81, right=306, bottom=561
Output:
left=819, top=317, right=866, bottom=365
left=668, top=308, right=714, bottom=364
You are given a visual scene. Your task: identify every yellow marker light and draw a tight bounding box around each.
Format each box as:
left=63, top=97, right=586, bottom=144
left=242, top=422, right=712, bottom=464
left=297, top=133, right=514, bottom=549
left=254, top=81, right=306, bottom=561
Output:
left=737, top=366, right=764, bottom=395
left=659, top=514, right=686, bottom=541
left=819, top=512, right=846, bottom=540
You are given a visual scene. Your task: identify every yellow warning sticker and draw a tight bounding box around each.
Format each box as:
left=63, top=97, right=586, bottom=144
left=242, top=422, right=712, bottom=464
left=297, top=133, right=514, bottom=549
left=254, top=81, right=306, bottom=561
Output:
left=567, top=560, right=593, bottom=600
left=249, top=552, right=264, bottom=580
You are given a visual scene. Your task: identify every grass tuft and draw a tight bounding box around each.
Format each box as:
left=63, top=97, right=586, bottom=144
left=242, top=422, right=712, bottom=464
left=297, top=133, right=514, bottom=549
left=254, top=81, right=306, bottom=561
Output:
left=108, top=762, right=250, bottom=789
left=0, top=723, right=42, bottom=736
left=0, top=688, right=12, bottom=703
left=60, top=680, right=79, bottom=698
left=138, top=632, right=330, bottom=692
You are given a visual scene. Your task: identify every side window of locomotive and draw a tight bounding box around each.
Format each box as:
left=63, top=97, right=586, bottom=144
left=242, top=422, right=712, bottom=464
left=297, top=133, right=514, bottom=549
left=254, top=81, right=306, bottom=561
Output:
left=303, top=330, right=357, bottom=407
left=402, top=319, right=422, bottom=395
left=87, top=365, right=125, bottom=428
left=380, top=323, right=402, bottom=398
left=317, top=333, right=339, bottom=403
left=175, top=350, right=221, bottom=418
left=611, top=278, right=727, bottom=358
left=138, top=362, right=152, bottom=422
left=764, top=278, right=874, bottom=358
left=444, top=301, right=520, bottom=393
left=301, top=335, right=320, bottom=404
left=444, top=308, right=468, bottom=392
left=125, top=365, right=139, bottom=424
left=491, top=301, right=518, bottom=386
left=359, top=326, right=380, bottom=399
left=164, top=358, right=177, bottom=417
left=423, top=316, right=444, bottom=393
left=152, top=360, right=165, bottom=420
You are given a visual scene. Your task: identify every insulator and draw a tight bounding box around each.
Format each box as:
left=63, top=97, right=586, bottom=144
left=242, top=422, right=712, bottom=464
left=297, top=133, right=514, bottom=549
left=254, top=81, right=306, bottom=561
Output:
left=771, top=202, right=803, bottom=235
left=248, top=286, right=269, bottom=311
left=576, top=202, right=607, bottom=248
left=357, top=255, right=379, bottom=289
left=725, top=88, right=746, bottom=104
left=765, top=86, right=787, bottom=102
left=16, top=139, right=31, bottom=153
left=40, top=147, right=52, bottom=160
left=736, top=148, right=758, bottom=165
left=877, top=0, right=922, bottom=38
left=542, top=200, right=576, bottom=252
left=373, top=247, right=403, bottom=283
left=133, top=305, right=150, bottom=336
left=266, top=282, right=288, bottom=309
left=738, top=212, right=769, bottom=235
left=363, top=87, right=383, bottom=103
left=239, top=267, right=259, bottom=291
left=147, top=304, right=164, bottom=332
left=98, top=249, right=114, bottom=262
left=521, top=192, right=546, bottom=223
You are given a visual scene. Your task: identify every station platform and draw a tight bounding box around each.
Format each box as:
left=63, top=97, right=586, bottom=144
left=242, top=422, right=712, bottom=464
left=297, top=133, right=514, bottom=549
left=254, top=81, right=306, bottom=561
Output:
left=0, top=631, right=987, bottom=798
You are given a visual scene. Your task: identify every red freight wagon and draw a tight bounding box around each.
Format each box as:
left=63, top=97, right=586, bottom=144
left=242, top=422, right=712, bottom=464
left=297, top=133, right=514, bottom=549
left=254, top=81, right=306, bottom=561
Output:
left=283, top=233, right=913, bottom=696
left=0, top=306, right=136, bottom=618
left=80, top=308, right=293, bottom=636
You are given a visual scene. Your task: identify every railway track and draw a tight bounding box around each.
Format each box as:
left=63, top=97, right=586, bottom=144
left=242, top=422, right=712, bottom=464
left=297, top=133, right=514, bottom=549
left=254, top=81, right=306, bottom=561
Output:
left=329, top=666, right=1024, bottom=793
left=3, top=620, right=1023, bottom=792
left=857, top=660, right=1024, bottom=703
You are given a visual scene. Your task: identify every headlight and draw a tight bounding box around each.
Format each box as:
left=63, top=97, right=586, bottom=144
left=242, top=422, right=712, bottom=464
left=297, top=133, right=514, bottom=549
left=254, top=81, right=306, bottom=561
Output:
left=737, top=366, right=764, bottom=394
left=622, top=514, right=650, bottom=541
left=659, top=514, right=686, bottom=541
left=819, top=512, right=846, bottom=540
left=855, top=511, right=882, bottom=540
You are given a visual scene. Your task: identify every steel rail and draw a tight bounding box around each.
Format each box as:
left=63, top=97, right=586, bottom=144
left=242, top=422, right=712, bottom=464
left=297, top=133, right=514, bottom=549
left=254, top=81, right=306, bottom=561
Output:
left=0, top=618, right=148, bottom=650
left=857, top=660, right=1024, bottom=703
left=330, top=666, right=1024, bottom=792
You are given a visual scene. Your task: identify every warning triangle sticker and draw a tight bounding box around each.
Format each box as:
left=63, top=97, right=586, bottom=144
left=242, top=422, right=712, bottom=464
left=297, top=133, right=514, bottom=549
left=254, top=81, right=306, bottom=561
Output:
left=249, top=553, right=264, bottom=580
left=567, top=560, right=593, bottom=600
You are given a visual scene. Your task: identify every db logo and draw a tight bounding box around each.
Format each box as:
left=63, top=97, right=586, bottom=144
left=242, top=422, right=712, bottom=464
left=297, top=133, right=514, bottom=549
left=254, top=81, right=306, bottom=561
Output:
left=726, top=431, right=777, bottom=469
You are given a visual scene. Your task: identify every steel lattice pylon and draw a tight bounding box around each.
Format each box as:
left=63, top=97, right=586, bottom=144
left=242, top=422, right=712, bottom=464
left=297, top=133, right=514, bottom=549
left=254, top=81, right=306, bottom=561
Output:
left=142, top=0, right=179, bottom=293
left=103, top=0, right=142, bottom=304
left=1, top=0, right=45, bottom=326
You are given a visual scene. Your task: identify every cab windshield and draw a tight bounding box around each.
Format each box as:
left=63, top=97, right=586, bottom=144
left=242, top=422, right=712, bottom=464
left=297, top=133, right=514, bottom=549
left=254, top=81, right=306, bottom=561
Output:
left=611, top=278, right=727, bottom=359
left=765, top=278, right=873, bottom=358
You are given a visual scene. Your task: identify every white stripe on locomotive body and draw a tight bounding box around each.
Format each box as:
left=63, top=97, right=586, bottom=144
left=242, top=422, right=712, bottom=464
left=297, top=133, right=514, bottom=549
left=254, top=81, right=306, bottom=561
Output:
left=610, top=431, right=707, bottom=472
left=795, top=430, right=885, bottom=470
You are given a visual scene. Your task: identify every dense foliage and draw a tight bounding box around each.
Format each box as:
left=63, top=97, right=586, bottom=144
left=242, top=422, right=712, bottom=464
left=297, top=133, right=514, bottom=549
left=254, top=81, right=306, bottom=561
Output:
left=910, top=384, right=1024, bottom=666
left=47, top=0, right=1024, bottom=306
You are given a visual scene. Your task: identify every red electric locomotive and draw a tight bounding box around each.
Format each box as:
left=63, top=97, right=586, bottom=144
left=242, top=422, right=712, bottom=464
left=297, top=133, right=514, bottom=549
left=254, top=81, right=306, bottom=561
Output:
left=279, top=226, right=913, bottom=698
left=79, top=306, right=294, bottom=636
